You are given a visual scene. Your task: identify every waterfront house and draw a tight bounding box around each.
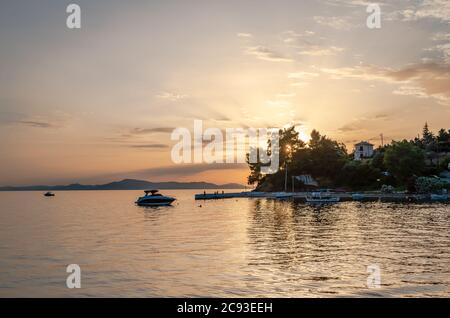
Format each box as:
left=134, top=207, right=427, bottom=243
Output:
left=295, top=175, right=319, bottom=187
left=354, top=141, right=374, bottom=160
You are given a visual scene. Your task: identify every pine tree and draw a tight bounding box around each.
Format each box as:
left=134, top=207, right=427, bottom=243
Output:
left=422, top=122, right=436, bottom=150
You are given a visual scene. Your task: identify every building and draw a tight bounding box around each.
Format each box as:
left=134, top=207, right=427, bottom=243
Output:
left=354, top=141, right=374, bottom=160
left=295, top=175, right=318, bottom=187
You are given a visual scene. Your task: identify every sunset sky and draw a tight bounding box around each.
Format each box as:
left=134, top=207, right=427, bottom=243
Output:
left=1, top=0, right=449, bottom=186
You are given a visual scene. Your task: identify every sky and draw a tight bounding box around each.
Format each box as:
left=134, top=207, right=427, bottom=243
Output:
left=0, top=0, right=449, bottom=186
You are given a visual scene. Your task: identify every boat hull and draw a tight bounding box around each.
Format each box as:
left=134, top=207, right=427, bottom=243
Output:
left=136, top=201, right=174, bottom=207
left=306, top=197, right=340, bottom=204
left=430, top=194, right=448, bottom=201
left=135, top=196, right=175, bottom=207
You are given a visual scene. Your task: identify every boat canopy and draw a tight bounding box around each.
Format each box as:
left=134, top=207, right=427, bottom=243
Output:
left=144, top=189, right=159, bottom=195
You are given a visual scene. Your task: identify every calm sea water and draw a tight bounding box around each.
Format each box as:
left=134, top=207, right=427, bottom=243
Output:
left=0, top=190, right=449, bottom=297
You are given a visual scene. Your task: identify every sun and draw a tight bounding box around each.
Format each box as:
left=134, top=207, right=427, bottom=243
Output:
left=298, top=130, right=311, bottom=143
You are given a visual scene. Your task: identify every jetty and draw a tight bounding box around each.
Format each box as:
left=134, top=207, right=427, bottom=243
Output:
left=194, top=191, right=449, bottom=203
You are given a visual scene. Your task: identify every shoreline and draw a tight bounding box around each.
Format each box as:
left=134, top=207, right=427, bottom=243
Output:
left=195, top=191, right=449, bottom=203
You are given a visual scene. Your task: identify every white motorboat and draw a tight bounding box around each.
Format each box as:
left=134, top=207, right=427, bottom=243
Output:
left=430, top=193, right=448, bottom=202
left=273, top=192, right=293, bottom=200
left=352, top=193, right=365, bottom=201
left=306, top=191, right=340, bottom=204
left=135, top=190, right=175, bottom=206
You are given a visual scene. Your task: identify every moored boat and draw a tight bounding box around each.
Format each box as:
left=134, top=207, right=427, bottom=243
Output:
left=135, top=190, right=175, bottom=206
left=273, top=192, right=293, bottom=200
left=306, top=191, right=340, bottom=204
left=352, top=193, right=365, bottom=201
left=430, top=193, right=448, bottom=202
left=44, top=192, right=55, bottom=197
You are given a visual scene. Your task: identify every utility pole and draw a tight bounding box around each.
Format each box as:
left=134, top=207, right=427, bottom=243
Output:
left=284, top=161, right=288, bottom=192
left=380, top=133, right=384, bottom=147
left=284, top=145, right=291, bottom=193
left=292, top=176, right=295, bottom=193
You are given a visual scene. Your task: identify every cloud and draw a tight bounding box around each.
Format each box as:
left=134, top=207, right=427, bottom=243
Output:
left=265, top=100, right=291, bottom=108
left=388, top=63, right=450, bottom=101
left=0, top=111, right=24, bottom=125
left=321, top=65, right=395, bottom=81
left=130, top=127, right=174, bottom=135
left=132, top=163, right=247, bottom=178
left=321, top=63, right=450, bottom=105
left=431, top=32, right=450, bottom=41
left=281, top=30, right=345, bottom=56
left=237, top=33, right=253, bottom=38
left=397, top=0, right=450, bottom=23
left=287, top=71, right=320, bottom=86
left=427, top=43, right=450, bottom=64
left=323, top=0, right=384, bottom=6
left=313, top=16, right=353, bottom=30
left=18, top=120, right=57, bottom=128
left=0, top=108, right=68, bottom=129
left=128, top=144, right=169, bottom=149
left=392, top=85, right=429, bottom=99
left=288, top=71, right=320, bottom=79
left=244, top=46, right=293, bottom=62
left=298, top=45, right=345, bottom=56
left=338, top=123, right=362, bottom=132
left=156, top=92, right=187, bottom=101
left=282, top=30, right=315, bottom=44
left=276, top=92, right=296, bottom=98
left=338, top=113, right=392, bottom=133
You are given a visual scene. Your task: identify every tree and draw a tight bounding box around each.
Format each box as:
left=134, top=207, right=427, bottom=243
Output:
left=246, top=127, right=348, bottom=190
left=421, top=122, right=439, bottom=151
left=301, top=130, right=348, bottom=185
left=422, top=122, right=434, bottom=145
left=415, top=177, right=445, bottom=194
left=246, top=126, right=305, bottom=188
left=437, top=128, right=450, bottom=152
left=246, top=152, right=264, bottom=186
left=371, top=150, right=385, bottom=171
left=383, top=140, right=425, bottom=184
left=336, top=161, right=381, bottom=190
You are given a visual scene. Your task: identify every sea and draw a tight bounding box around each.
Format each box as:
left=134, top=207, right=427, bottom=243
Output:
left=0, top=190, right=449, bottom=297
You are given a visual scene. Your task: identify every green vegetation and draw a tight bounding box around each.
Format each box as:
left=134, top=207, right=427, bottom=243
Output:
left=383, top=141, right=425, bottom=183
left=247, top=123, right=450, bottom=192
left=415, top=177, right=446, bottom=194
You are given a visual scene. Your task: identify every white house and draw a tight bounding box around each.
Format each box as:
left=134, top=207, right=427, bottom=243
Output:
left=295, top=175, right=318, bottom=187
left=354, top=141, right=374, bottom=160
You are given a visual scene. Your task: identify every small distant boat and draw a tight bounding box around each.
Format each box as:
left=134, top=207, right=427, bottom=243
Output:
left=274, top=192, right=293, bottom=200
left=44, top=192, right=55, bottom=197
left=306, top=191, right=339, bottom=204
left=135, top=190, right=175, bottom=207
left=430, top=193, right=448, bottom=202
left=352, top=193, right=365, bottom=201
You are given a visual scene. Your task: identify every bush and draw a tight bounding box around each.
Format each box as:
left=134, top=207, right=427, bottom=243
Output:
left=336, top=161, right=381, bottom=190
left=381, top=184, right=394, bottom=193
left=415, top=177, right=445, bottom=193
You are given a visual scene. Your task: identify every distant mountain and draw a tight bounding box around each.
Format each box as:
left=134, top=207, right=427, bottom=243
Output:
left=0, top=179, right=245, bottom=191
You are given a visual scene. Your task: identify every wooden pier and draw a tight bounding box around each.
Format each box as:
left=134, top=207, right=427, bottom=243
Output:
left=194, top=191, right=448, bottom=203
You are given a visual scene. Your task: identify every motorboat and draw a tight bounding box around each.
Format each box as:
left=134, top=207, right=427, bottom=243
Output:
left=44, top=192, right=55, bottom=197
left=135, top=190, right=175, bottom=206
left=352, top=193, right=365, bottom=201
left=273, top=192, right=293, bottom=200
left=306, top=191, right=339, bottom=204
left=430, top=193, right=448, bottom=202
